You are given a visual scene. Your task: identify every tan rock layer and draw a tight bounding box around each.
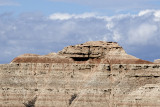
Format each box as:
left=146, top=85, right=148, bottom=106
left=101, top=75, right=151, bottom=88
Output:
left=0, top=41, right=158, bottom=107
left=0, top=63, right=160, bottom=107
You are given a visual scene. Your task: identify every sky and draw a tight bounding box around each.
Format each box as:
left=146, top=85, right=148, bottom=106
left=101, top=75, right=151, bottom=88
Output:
left=0, top=0, right=160, bottom=64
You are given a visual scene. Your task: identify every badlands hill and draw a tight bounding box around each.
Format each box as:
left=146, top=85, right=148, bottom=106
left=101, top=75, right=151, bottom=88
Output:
left=0, top=41, right=160, bottom=107
left=11, top=41, right=151, bottom=64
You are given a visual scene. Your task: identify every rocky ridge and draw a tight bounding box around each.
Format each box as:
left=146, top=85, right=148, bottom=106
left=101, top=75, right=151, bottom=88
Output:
left=12, top=41, right=151, bottom=64
left=0, top=41, right=160, bottom=107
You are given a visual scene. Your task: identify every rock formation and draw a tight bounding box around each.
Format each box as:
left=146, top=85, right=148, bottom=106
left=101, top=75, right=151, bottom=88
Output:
left=154, top=59, right=160, bottom=63
left=12, top=41, right=151, bottom=64
left=0, top=41, right=160, bottom=107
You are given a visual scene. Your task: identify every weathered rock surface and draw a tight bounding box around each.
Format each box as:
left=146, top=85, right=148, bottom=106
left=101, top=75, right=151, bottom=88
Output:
left=0, top=41, right=159, bottom=107
left=154, top=59, right=160, bottom=63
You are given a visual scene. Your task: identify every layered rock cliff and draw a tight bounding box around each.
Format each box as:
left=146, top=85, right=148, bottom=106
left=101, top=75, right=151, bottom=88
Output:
left=0, top=41, right=160, bottom=107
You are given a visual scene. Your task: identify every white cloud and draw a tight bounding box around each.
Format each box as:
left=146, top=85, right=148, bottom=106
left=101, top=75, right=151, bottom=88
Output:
left=1, top=10, right=160, bottom=63
left=49, top=13, right=96, bottom=20
left=138, top=10, right=154, bottom=16
left=113, top=31, right=121, bottom=41
left=49, top=13, right=72, bottom=20
left=104, top=10, right=160, bottom=46
left=128, top=24, right=157, bottom=45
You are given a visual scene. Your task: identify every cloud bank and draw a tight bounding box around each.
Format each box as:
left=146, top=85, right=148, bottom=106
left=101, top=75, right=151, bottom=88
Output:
left=1, top=10, right=160, bottom=63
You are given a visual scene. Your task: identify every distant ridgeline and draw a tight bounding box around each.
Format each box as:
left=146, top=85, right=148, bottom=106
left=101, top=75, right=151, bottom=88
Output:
left=0, top=41, right=160, bottom=107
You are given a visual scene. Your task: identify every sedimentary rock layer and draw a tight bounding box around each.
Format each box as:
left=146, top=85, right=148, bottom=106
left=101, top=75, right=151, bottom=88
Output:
left=1, top=63, right=160, bottom=107
left=0, top=41, right=159, bottom=107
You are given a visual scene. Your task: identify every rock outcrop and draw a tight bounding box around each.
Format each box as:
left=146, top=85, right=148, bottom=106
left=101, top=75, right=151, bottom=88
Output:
left=0, top=41, right=159, bottom=107
left=154, top=59, right=160, bottom=63
left=12, top=41, right=151, bottom=64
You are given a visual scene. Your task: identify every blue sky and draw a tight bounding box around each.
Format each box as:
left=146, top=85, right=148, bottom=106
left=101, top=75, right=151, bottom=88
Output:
left=1, top=0, right=160, bottom=15
left=1, top=0, right=160, bottom=63
left=0, top=0, right=93, bottom=15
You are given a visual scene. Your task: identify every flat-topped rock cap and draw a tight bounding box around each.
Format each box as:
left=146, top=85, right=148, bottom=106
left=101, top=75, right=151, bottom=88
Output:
left=58, top=41, right=133, bottom=60
left=80, top=41, right=119, bottom=46
left=58, top=41, right=124, bottom=57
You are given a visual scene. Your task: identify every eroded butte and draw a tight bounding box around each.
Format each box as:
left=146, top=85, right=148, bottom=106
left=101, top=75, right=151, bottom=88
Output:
left=0, top=41, right=160, bottom=107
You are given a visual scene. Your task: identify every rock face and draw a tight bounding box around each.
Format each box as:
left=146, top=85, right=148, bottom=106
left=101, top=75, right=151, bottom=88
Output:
left=154, top=59, right=160, bottom=63
left=0, top=41, right=160, bottom=107
left=58, top=41, right=124, bottom=59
